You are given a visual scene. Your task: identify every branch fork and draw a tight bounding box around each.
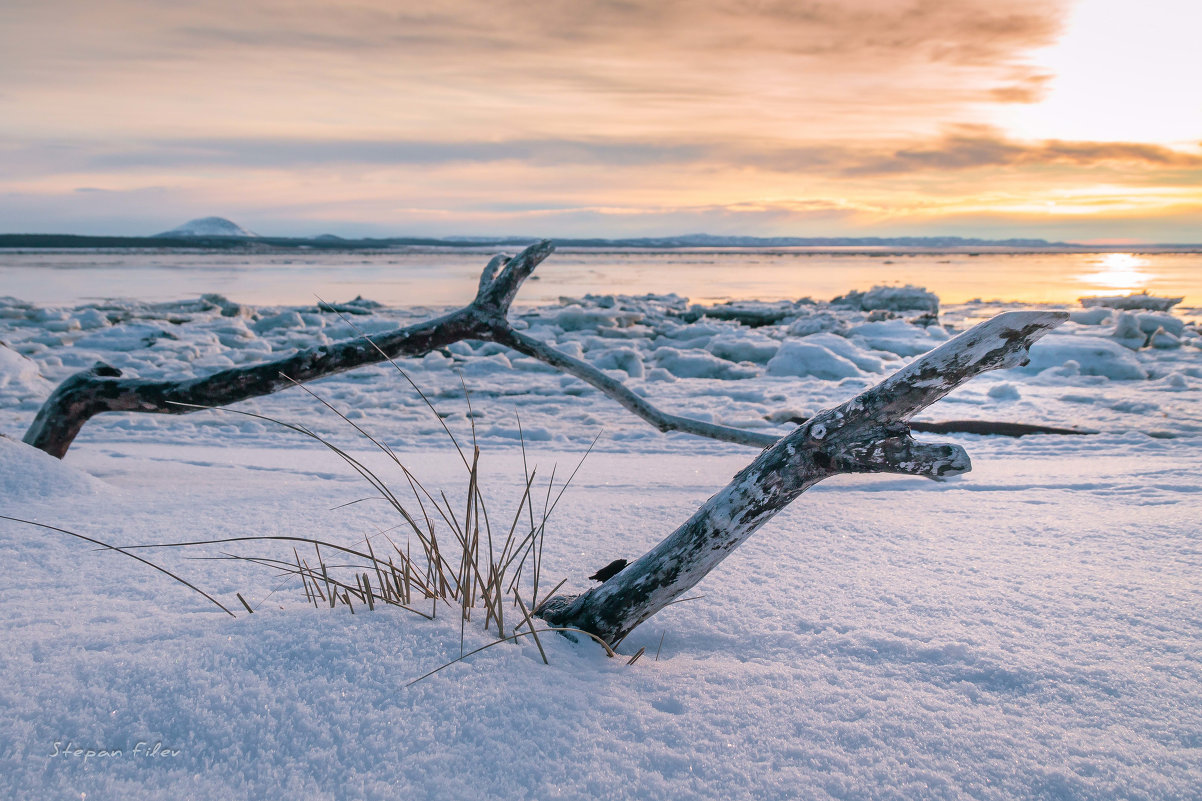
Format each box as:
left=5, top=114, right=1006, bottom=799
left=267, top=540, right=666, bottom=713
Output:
left=536, top=310, right=1067, bottom=645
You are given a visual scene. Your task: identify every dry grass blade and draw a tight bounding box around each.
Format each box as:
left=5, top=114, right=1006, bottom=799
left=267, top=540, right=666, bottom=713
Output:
left=514, top=591, right=548, bottom=665
left=458, top=371, right=479, bottom=452
left=663, top=594, right=704, bottom=607
left=545, top=430, right=603, bottom=522
left=498, top=468, right=537, bottom=568
left=626, top=647, right=645, bottom=665
left=532, top=577, right=567, bottom=615
left=294, top=547, right=312, bottom=603
left=315, top=295, right=470, bottom=471
left=0, top=515, right=236, bottom=617
left=166, top=400, right=437, bottom=556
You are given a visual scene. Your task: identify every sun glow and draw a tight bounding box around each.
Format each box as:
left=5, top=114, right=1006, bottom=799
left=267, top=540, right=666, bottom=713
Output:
left=1079, top=252, right=1153, bottom=293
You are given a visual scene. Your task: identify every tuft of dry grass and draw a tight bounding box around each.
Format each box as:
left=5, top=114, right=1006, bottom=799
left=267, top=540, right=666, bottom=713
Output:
left=152, top=386, right=596, bottom=652
left=151, top=304, right=607, bottom=671
left=6, top=305, right=630, bottom=679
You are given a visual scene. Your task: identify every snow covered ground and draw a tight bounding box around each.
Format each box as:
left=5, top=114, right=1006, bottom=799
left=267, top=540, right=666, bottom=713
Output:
left=2, top=287, right=1200, bottom=799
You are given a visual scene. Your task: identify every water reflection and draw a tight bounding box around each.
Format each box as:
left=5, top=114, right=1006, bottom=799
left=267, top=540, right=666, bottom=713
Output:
left=0, top=249, right=1195, bottom=307
left=1079, top=253, right=1152, bottom=293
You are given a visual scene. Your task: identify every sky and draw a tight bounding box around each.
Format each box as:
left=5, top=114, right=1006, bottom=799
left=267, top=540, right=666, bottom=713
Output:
left=1, top=0, right=1200, bottom=242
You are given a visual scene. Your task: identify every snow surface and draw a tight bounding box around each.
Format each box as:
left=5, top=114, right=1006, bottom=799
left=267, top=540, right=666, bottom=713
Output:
left=2, top=287, right=1201, bottom=799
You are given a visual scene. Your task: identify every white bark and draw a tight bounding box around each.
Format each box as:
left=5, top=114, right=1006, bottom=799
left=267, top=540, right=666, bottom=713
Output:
left=537, top=310, right=1068, bottom=645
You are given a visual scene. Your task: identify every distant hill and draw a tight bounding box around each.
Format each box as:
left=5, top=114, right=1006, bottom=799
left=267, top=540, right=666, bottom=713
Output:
left=153, top=217, right=259, bottom=238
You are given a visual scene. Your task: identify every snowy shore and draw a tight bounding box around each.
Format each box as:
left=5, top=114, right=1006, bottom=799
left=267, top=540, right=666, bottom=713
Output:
left=2, top=289, right=1200, bottom=799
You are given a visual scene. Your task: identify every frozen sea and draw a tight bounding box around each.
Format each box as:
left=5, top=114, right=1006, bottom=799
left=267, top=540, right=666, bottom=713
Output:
left=1, top=246, right=1200, bottom=800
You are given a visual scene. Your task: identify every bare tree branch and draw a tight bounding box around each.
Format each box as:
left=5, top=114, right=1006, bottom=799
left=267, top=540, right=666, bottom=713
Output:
left=535, top=310, right=1068, bottom=646
left=491, top=327, right=777, bottom=448
left=24, top=243, right=556, bottom=457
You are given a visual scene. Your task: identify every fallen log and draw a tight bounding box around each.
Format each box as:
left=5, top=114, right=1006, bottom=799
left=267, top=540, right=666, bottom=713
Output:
left=536, top=310, right=1067, bottom=646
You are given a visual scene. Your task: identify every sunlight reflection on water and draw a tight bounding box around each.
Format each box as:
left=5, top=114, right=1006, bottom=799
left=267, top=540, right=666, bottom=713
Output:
left=1, top=248, right=1198, bottom=307
left=1077, top=253, right=1154, bottom=294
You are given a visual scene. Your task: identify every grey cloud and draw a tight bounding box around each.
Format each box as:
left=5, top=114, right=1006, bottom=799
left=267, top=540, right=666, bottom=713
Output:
left=0, top=0, right=1074, bottom=146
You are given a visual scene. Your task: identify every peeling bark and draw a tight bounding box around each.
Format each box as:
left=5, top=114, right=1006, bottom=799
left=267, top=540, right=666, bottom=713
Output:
left=536, top=311, right=1068, bottom=646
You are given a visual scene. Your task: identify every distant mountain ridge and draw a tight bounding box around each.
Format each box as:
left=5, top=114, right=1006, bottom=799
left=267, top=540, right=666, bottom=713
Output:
left=144, top=217, right=1063, bottom=248
left=10, top=218, right=1199, bottom=250
left=153, top=217, right=259, bottom=238
left=443, top=233, right=1065, bottom=248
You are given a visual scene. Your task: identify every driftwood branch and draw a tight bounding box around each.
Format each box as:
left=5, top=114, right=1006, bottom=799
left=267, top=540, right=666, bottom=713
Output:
left=536, top=310, right=1068, bottom=645
left=492, top=327, right=776, bottom=448
left=23, top=244, right=557, bottom=458
left=22, top=241, right=779, bottom=458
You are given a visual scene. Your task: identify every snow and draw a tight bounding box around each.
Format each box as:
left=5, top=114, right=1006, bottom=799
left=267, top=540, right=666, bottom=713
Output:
left=1025, top=335, right=1149, bottom=380
left=1067, top=307, right=1113, bottom=325
left=1079, top=291, right=1183, bottom=311
left=74, top=323, right=179, bottom=352
left=1135, top=311, right=1185, bottom=337
left=846, top=318, right=951, bottom=357
left=832, top=284, right=941, bottom=313
left=653, top=347, right=759, bottom=380
left=706, top=333, right=780, bottom=364
left=767, top=340, right=864, bottom=379
left=0, top=434, right=103, bottom=498
left=0, top=343, right=51, bottom=399
left=986, top=382, right=1021, bottom=401
left=797, top=332, right=890, bottom=373
left=1, top=278, right=1201, bottom=800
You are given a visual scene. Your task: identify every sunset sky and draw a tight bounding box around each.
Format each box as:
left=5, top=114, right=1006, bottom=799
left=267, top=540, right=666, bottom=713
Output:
left=2, top=0, right=1199, bottom=241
